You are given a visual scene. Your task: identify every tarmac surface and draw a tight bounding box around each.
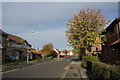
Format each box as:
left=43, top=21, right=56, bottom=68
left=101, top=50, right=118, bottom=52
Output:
left=1, top=57, right=89, bottom=80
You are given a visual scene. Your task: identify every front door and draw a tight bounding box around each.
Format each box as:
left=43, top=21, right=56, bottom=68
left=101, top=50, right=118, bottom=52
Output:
left=16, top=51, right=19, bottom=60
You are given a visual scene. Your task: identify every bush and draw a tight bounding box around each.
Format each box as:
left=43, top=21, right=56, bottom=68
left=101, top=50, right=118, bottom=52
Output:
left=110, top=65, right=120, bottom=80
left=92, top=62, right=120, bottom=80
left=81, top=55, right=99, bottom=68
left=81, top=55, right=120, bottom=80
left=92, top=62, right=110, bottom=79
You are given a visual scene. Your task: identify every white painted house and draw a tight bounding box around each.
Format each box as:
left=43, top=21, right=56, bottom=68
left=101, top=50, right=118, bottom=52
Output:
left=5, top=32, right=32, bottom=61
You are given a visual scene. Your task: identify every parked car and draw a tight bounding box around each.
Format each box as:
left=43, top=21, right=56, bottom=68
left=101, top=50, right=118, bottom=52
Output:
left=65, top=55, right=70, bottom=58
left=5, top=56, right=16, bottom=61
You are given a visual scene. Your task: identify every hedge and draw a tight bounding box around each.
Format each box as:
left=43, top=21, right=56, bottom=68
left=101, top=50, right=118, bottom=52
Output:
left=91, top=62, right=120, bottom=80
left=81, top=55, right=99, bottom=68
left=81, top=55, right=120, bottom=80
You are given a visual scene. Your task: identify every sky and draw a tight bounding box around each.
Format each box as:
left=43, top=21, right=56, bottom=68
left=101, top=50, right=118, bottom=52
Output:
left=1, top=1, right=119, bottom=50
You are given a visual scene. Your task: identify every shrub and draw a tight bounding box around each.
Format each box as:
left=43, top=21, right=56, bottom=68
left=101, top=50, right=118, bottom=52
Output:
left=110, top=65, right=120, bottom=80
left=92, top=62, right=120, bottom=80
left=81, top=55, right=99, bottom=68
left=92, top=62, right=110, bottom=79
left=81, top=55, right=120, bottom=79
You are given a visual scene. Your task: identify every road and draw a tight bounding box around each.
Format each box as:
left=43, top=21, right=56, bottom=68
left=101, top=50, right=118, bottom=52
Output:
left=2, top=56, right=74, bottom=78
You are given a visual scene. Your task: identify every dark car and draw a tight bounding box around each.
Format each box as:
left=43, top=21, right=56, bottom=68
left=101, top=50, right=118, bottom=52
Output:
left=71, top=58, right=80, bottom=62
left=5, top=56, right=16, bottom=61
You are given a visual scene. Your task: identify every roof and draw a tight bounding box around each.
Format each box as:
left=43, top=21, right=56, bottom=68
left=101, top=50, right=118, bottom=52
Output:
left=111, top=39, right=120, bottom=46
left=5, top=33, right=25, bottom=43
left=31, top=49, right=38, bottom=53
left=116, top=16, right=120, bottom=19
left=0, top=29, right=32, bottom=47
left=106, top=16, right=120, bottom=31
left=0, top=29, right=7, bottom=36
left=37, top=50, right=44, bottom=54
left=0, top=29, right=3, bottom=34
left=31, top=49, right=43, bottom=54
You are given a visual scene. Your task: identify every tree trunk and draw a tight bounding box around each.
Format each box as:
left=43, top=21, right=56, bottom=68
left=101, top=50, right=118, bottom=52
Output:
left=79, top=48, right=86, bottom=60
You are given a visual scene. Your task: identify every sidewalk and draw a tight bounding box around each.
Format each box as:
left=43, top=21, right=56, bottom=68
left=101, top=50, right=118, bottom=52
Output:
left=2, top=58, right=52, bottom=72
left=60, top=61, right=89, bottom=80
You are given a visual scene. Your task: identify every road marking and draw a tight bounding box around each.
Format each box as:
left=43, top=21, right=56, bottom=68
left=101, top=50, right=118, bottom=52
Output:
left=1, top=63, right=41, bottom=74
left=0, top=68, right=20, bottom=74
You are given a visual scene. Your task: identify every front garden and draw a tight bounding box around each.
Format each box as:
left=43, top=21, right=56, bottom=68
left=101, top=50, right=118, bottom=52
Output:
left=81, top=55, right=120, bottom=80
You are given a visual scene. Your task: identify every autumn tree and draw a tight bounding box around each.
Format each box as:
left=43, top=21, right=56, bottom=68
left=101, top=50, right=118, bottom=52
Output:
left=72, top=49, right=80, bottom=55
left=65, top=8, right=110, bottom=55
left=42, top=43, right=54, bottom=57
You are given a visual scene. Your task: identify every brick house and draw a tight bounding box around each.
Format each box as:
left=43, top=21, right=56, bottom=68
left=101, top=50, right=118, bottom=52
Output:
left=89, top=39, right=102, bottom=56
left=102, top=17, right=120, bottom=65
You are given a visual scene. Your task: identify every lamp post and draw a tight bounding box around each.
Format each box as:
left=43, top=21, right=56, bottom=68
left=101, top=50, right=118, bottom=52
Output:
left=23, top=31, right=34, bottom=63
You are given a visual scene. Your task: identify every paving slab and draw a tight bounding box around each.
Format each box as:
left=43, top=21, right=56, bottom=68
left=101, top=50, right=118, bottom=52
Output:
left=60, top=61, right=89, bottom=80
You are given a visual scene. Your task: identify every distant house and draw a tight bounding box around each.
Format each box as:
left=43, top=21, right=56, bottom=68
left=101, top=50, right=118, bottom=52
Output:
left=30, top=49, right=42, bottom=59
left=102, top=17, right=120, bottom=65
left=60, top=51, right=66, bottom=56
left=88, top=39, right=102, bottom=56
left=68, top=51, right=74, bottom=56
left=53, top=48, right=60, bottom=58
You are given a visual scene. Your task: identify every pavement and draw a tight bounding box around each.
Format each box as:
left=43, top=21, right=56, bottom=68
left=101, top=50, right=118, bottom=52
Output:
left=59, top=61, right=89, bottom=80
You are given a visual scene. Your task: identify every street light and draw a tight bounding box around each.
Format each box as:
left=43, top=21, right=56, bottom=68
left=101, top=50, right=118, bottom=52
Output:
left=22, top=31, right=35, bottom=63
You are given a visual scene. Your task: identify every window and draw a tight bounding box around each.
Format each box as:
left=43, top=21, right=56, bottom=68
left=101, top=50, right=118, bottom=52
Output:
left=8, top=43, right=12, bottom=46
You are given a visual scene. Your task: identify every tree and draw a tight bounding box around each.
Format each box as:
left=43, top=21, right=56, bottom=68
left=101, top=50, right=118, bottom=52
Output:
left=42, top=43, right=54, bottom=57
left=72, top=49, right=79, bottom=55
left=65, top=8, right=110, bottom=55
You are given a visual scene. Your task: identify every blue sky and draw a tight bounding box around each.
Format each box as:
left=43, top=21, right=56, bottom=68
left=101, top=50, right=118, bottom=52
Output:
left=1, top=2, right=119, bottom=50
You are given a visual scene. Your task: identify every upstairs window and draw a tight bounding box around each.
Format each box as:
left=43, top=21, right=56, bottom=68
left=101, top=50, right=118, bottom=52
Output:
left=8, top=42, right=12, bottom=46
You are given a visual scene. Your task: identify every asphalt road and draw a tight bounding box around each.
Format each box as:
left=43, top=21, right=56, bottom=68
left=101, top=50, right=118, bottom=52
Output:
left=2, top=56, right=74, bottom=78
